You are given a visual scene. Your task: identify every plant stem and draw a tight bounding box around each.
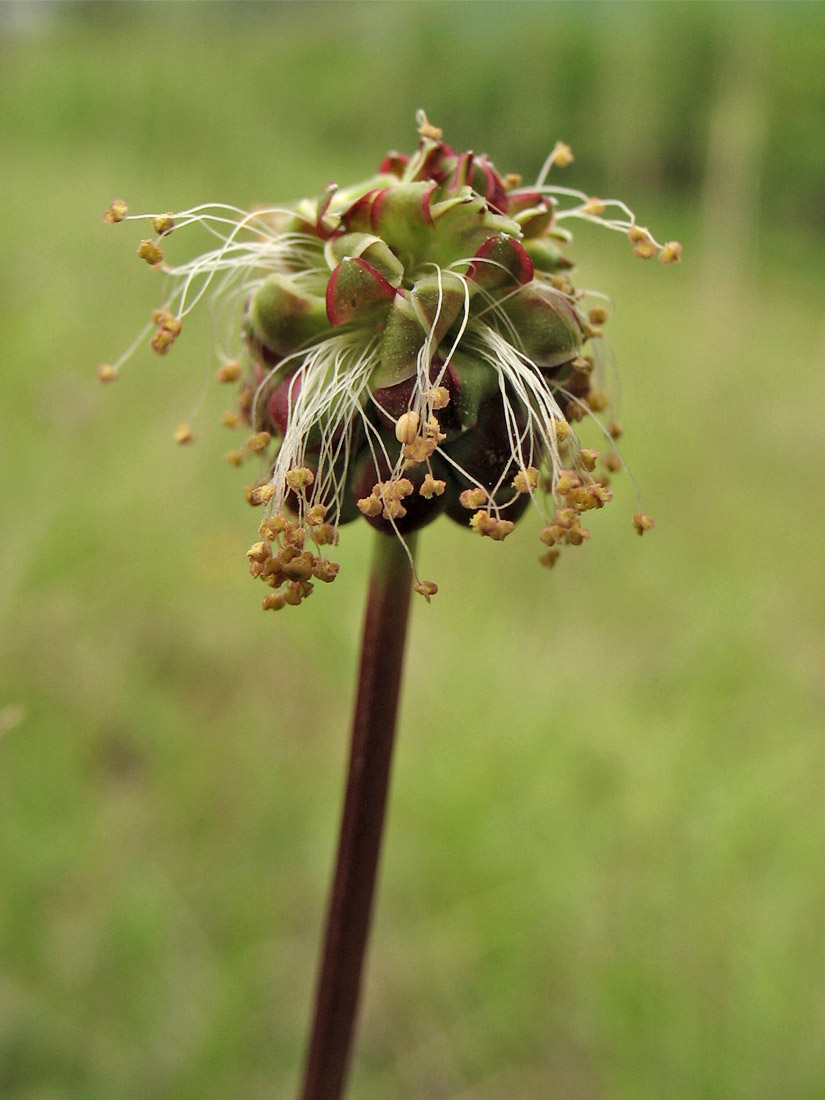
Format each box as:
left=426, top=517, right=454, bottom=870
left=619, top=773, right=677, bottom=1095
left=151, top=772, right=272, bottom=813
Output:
left=298, top=530, right=417, bottom=1100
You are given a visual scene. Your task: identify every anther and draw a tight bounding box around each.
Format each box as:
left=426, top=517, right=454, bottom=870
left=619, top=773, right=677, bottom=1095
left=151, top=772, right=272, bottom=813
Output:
left=394, top=410, right=420, bottom=445
left=102, top=199, right=128, bottom=224
left=262, top=593, right=287, bottom=612
left=459, top=487, right=488, bottom=510
left=414, top=580, right=438, bottom=601
left=216, top=361, right=243, bottom=383
left=579, top=449, right=599, bottom=471
left=550, top=141, right=574, bottom=168
left=659, top=241, right=682, bottom=264
left=305, top=503, right=328, bottom=526
left=581, top=197, right=605, bottom=217
left=247, top=431, right=272, bottom=453
left=285, top=466, right=315, bottom=491
left=151, top=213, right=175, bottom=236
left=249, top=483, right=276, bottom=506
left=137, top=239, right=164, bottom=266
left=419, top=473, right=446, bottom=499
left=97, top=363, right=118, bottom=383
left=357, top=495, right=382, bottom=518
left=632, top=512, right=655, bottom=535
left=512, top=467, right=539, bottom=494
left=174, top=423, right=194, bottom=445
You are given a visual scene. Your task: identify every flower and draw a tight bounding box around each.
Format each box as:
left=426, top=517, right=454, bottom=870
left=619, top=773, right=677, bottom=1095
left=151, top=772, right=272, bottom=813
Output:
left=101, top=111, right=676, bottom=609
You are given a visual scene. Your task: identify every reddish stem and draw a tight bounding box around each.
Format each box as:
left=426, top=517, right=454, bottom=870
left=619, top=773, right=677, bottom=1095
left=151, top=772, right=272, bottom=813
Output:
left=298, top=531, right=417, bottom=1100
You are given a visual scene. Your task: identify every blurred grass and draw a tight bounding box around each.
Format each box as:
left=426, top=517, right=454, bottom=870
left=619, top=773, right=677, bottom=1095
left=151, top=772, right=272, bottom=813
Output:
left=1, top=2, right=825, bottom=1098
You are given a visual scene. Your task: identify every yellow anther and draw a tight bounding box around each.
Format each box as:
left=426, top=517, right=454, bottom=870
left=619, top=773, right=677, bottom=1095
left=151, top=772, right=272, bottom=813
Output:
left=394, top=410, right=420, bottom=445
left=553, top=508, right=577, bottom=529
left=262, top=592, right=286, bottom=611
left=571, top=356, right=593, bottom=374
left=224, top=450, right=244, bottom=467
left=246, top=541, right=271, bottom=564
left=555, top=471, right=581, bottom=495
left=580, top=449, right=599, bottom=472
left=539, top=525, right=563, bottom=547
left=102, top=199, right=128, bottom=224
left=259, top=513, right=287, bottom=540
left=283, top=524, right=305, bottom=550
left=539, top=548, right=561, bottom=569
left=305, top=503, right=328, bottom=526
left=174, top=423, right=194, bottom=445
left=470, top=511, right=515, bottom=540
left=512, top=466, right=539, bottom=494
left=566, top=487, right=595, bottom=513
left=357, top=495, right=382, bottom=518
left=150, top=311, right=181, bottom=355
left=221, top=410, right=241, bottom=429
left=281, top=553, right=315, bottom=582
left=311, top=523, right=337, bottom=546
left=551, top=418, right=571, bottom=443
left=414, top=580, right=438, bottom=602
left=247, top=430, right=272, bottom=453
left=285, top=466, right=315, bottom=491
left=587, top=389, right=609, bottom=412
left=607, top=419, right=623, bottom=440
left=581, top=197, right=605, bottom=217
left=565, top=524, right=590, bottom=546
left=312, top=558, right=340, bottom=583
left=152, top=311, right=181, bottom=340
left=488, top=519, right=515, bottom=541
left=628, top=224, right=650, bottom=244
left=588, top=306, right=609, bottom=325
left=428, top=386, right=450, bottom=410
left=502, top=173, right=522, bottom=191
left=403, top=437, right=436, bottom=465
left=551, top=141, right=574, bottom=168
left=151, top=328, right=175, bottom=355
left=459, top=487, right=488, bottom=510
left=632, top=512, right=655, bottom=535
left=137, top=239, right=164, bottom=266
left=419, top=473, right=446, bottom=499
left=587, top=483, right=613, bottom=508
left=249, top=483, right=276, bottom=506
left=216, top=361, right=243, bottom=383
left=659, top=241, right=683, bottom=264
left=97, top=363, right=118, bottom=384
left=151, top=213, right=175, bottom=236
left=632, top=239, right=658, bottom=260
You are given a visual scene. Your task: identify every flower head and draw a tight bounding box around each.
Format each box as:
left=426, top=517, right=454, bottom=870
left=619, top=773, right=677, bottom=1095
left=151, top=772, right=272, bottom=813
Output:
left=101, top=111, right=679, bottom=609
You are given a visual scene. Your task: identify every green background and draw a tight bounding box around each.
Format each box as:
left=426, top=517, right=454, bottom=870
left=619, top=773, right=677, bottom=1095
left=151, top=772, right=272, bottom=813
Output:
left=2, top=2, right=824, bottom=1097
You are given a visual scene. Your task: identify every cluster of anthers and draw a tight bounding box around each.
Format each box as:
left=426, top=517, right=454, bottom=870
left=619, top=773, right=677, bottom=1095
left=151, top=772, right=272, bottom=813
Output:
left=100, top=112, right=679, bottom=610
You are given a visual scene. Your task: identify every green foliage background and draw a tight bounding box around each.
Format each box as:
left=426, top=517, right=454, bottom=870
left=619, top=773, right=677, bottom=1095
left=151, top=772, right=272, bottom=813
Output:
left=1, top=2, right=824, bottom=1097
